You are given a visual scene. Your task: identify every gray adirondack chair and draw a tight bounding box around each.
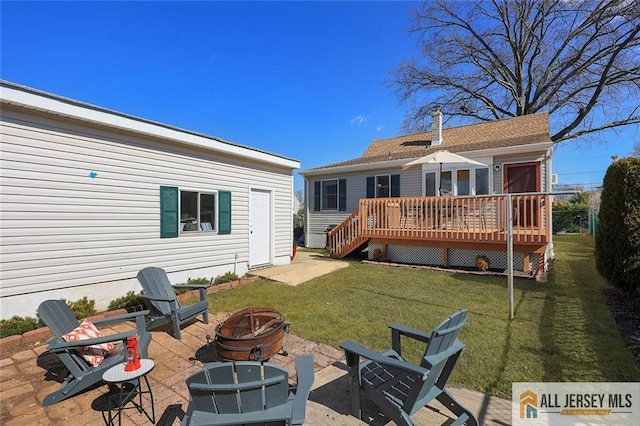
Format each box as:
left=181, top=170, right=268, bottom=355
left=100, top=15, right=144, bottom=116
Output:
left=37, top=299, right=151, bottom=406
left=136, top=266, right=209, bottom=339
left=339, top=310, right=478, bottom=426
left=182, top=355, right=315, bottom=426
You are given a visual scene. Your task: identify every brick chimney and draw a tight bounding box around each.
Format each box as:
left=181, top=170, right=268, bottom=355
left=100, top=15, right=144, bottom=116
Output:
left=431, top=106, right=443, bottom=146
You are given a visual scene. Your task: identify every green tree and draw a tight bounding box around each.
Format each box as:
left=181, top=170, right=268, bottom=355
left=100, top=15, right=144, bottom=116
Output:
left=293, top=188, right=305, bottom=241
left=553, top=189, right=590, bottom=233
left=595, top=157, right=640, bottom=295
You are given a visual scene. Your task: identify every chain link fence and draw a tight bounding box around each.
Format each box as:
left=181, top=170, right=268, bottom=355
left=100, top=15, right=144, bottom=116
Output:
left=552, top=208, right=599, bottom=235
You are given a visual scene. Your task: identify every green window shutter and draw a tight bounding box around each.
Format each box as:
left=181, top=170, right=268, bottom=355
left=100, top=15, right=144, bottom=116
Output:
left=314, top=181, right=321, bottom=211
left=218, top=190, right=232, bottom=234
left=366, top=177, right=375, bottom=198
left=338, top=179, right=347, bottom=211
left=160, top=186, right=178, bottom=238
left=391, top=175, right=400, bottom=197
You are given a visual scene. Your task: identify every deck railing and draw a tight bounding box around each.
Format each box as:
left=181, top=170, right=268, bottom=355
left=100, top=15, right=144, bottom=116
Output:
left=327, top=194, right=551, bottom=257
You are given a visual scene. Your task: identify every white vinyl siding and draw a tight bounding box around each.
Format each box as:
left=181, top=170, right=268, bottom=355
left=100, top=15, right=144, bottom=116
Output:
left=305, top=167, right=422, bottom=248
left=399, top=167, right=422, bottom=196
left=0, top=106, right=296, bottom=314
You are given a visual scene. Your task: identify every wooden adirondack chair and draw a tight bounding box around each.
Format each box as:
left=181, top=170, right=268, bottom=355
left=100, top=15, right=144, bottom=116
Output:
left=182, top=355, right=315, bottom=426
left=136, top=266, right=209, bottom=339
left=339, top=310, right=477, bottom=426
left=37, top=299, right=151, bottom=406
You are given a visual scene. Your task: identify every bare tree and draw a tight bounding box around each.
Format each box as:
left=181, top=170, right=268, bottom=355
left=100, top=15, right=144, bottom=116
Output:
left=294, top=188, right=304, bottom=206
left=392, top=0, right=640, bottom=142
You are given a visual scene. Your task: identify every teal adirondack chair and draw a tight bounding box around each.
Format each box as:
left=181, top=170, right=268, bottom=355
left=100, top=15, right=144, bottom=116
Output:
left=136, top=266, right=209, bottom=339
left=182, top=355, right=315, bottom=426
left=37, top=299, right=151, bottom=406
left=340, top=310, right=477, bottom=426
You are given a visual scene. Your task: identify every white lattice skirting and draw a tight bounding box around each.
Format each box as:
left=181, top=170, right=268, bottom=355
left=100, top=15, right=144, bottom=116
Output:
left=368, top=243, right=540, bottom=273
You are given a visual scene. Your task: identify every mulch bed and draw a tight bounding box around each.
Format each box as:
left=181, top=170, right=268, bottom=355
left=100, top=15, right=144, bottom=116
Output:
left=602, top=286, right=640, bottom=369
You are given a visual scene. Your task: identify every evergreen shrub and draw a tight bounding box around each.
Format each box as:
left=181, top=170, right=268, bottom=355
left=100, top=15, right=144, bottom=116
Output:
left=186, top=277, right=213, bottom=285
left=595, top=157, right=640, bottom=295
left=108, top=291, right=143, bottom=310
left=63, top=296, right=97, bottom=319
left=0, top=315, right=43, bottom=338
left=214, top=272, right=240, bottom=285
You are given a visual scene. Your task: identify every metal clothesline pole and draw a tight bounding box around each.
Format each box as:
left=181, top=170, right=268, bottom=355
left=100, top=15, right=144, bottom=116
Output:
left=439, top=162, right=443, bottom=196
left=507, top=193, right=514, bottom=320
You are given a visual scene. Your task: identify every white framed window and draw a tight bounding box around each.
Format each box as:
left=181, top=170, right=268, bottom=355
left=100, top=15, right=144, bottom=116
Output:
left=321, top=179, right=338, bottom=211
left=425, top=172, right=437, bottom=196
left=313, top=179, right=346, bottom=212
left=375, top=175, right=390, bottom=198
left=367, top=174, right=399, bottom=198
left=180, top=190, right=216, bottom=232
left=475, top=168, right=490, bottom=195
left=160, top=186, right=231, bottom=238
left=428, top=167, right=490, bottom=196
left=441, top=171, right=453, bottom=195
left=457, top=169, right=470, bottom=195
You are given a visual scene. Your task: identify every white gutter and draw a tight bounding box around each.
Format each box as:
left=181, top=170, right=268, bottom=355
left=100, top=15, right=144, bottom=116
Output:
left=300, top=158, right=412, bottom=176
left=1, top=81, right=300, bottom=170
left=466, top=143, right=553, bottom=158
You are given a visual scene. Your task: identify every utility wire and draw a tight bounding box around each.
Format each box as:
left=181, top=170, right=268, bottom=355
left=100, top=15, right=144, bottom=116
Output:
left=557, top=170, right=606, bottom=175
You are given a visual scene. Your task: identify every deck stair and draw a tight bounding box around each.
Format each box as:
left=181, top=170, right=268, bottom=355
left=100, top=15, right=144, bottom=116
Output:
left=327, top=210, right=368, bottom=258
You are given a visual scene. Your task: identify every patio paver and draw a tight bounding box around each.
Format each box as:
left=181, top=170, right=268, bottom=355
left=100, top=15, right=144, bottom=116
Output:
left=0, top=314, right=512, bottom=425
left=1, top=250, right=516, bottom=425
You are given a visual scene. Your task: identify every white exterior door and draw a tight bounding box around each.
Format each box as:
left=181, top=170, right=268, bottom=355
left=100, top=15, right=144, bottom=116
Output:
left=249, top=189, right=271, bottom=267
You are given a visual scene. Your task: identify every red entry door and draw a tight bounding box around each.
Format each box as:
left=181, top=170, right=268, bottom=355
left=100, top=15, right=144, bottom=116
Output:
left=504, top=163, right=540, bottom=227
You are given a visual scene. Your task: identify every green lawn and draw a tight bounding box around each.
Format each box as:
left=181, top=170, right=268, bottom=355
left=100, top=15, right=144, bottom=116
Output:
left=210, top=235, right=640, bottom=399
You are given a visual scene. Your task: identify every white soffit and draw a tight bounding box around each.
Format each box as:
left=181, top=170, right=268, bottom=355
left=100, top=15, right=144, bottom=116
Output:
left=0, top=82, right=300, bottom=170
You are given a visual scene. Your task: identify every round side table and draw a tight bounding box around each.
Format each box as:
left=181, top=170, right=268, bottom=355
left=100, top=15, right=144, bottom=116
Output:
left=102, top=359, right=155, bottom=426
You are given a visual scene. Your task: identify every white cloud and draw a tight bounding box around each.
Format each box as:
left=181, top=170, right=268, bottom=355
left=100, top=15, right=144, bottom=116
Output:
left=376, top=125, right=383, bottom=132
left=350, top=115, right=368, bottom=126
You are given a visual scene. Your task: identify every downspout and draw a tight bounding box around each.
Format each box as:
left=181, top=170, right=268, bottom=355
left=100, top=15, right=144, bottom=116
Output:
left=304, top=177, right=309, bottom=248
left=234, top=253, right=238, bottom=275
left=291, top=173, right=294, bottom=261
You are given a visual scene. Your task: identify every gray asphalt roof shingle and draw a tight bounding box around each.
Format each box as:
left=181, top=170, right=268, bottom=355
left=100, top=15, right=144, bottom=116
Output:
left=304, top=112, right=551, bottom=172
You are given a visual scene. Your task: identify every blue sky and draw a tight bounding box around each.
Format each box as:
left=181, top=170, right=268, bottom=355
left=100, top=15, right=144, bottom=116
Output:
left=2, top=1, right=638, bottom=192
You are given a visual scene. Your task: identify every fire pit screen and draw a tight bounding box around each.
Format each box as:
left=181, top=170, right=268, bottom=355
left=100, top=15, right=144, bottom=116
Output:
left=214, top=307, right=289, bottom=361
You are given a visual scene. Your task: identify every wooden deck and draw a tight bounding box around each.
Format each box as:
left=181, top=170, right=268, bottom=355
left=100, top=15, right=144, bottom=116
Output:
left=327, top=195, right=551, bottom=259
